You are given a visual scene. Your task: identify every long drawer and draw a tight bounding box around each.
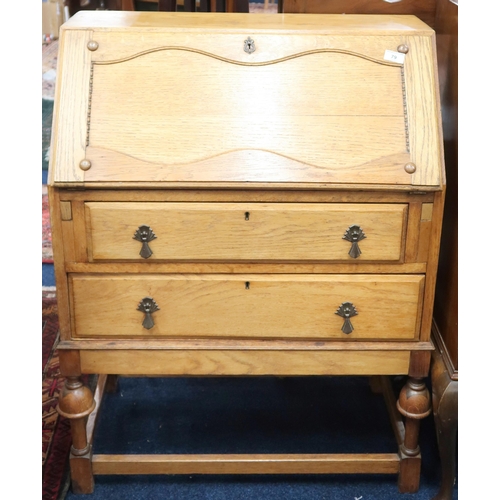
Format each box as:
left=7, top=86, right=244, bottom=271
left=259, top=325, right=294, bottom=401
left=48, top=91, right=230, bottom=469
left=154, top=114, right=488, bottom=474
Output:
left=85, top=202, right=407, bottom=262
left=69, top=274, right=424, bottom=340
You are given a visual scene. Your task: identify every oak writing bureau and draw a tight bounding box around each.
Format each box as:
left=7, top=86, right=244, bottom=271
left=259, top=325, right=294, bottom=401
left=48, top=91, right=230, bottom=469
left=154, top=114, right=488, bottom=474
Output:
left=48, top=11, right=445, bottom=494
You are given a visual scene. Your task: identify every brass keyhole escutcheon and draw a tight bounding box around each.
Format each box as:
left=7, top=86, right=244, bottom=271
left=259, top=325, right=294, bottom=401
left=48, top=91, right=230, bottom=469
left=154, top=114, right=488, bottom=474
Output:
left=244, top=37, right=256, bottom=54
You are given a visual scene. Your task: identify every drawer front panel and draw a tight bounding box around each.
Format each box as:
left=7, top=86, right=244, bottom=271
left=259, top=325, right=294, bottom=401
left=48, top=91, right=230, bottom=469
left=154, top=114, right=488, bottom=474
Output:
left=70, top=274, right=424, bottom=340
left=85, top=202, right=407, bottom=262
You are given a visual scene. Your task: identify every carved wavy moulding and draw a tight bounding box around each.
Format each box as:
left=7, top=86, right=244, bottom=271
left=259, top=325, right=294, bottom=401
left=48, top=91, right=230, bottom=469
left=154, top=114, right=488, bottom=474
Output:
left=85, top=45, right=410, bottom=184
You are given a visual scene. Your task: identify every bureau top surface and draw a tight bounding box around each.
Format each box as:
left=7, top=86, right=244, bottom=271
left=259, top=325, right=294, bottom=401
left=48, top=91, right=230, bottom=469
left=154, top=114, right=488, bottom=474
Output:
left=62, top=11, right=433, bottom=34
left=49, top=12, right=444, bottom=190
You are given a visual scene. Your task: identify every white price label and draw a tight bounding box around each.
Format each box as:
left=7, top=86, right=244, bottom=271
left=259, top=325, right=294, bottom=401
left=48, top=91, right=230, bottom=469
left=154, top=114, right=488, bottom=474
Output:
left=384, top=50, right=405, bottom=64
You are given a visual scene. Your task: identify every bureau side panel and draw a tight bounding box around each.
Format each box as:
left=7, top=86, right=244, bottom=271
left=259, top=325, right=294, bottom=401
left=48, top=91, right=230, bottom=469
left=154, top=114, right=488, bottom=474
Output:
left=403, top=34, right=444, bottom=187
left=49, top=29, right=92, bottom=185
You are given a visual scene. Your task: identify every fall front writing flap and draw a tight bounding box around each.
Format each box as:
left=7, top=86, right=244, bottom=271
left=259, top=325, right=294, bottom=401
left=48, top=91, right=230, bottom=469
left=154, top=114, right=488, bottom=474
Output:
left=49, top=12, right=443, bottom=189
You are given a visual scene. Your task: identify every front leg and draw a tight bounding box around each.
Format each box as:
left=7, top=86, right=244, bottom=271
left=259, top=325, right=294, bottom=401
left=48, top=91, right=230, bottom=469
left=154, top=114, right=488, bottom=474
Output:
left=397, top=377, right=431, bottom=493
left=57, top=376, right=96, bottom=494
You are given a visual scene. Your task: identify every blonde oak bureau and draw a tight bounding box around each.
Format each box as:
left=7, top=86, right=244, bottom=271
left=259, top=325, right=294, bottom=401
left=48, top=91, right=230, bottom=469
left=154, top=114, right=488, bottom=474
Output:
left=48, top=11, right=445, bottom=495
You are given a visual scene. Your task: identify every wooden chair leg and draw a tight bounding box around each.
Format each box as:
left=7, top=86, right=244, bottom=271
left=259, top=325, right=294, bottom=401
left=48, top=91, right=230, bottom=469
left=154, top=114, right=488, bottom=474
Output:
left=431, top=349, right=458, bottom=500
left=57, top=376, right=96, bottom=494
left=397, top=377, right=431, bottom=493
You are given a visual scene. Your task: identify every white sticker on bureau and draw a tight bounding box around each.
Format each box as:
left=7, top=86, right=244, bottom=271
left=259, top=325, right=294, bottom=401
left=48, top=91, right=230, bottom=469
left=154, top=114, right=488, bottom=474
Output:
left=384, top=50, right=406, bottom=64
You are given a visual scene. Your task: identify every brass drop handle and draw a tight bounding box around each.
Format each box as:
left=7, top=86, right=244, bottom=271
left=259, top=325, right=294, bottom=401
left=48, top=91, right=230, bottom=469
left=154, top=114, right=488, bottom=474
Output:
left=137, top=297, right=160, bottom=330
left=342, top=225, right=366, bottom=259
left=335, top=302, right=358, bottom=335
left=133, top=225, right=157, bottom=259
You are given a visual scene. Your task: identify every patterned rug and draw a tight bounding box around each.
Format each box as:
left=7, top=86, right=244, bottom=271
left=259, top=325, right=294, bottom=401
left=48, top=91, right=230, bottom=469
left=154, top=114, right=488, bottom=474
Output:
left=43, top=41, right=58, bottom=101
left=42, top=292, right=72, bottom=500
left=43, top=185, right=53, bottom=263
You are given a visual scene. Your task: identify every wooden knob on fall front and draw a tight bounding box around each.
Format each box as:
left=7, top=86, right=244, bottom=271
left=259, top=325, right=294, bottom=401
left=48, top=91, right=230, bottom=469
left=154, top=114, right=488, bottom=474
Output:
left=404, top=163, right=417, bottom=174
left=79, top=159, right=91, bottom=171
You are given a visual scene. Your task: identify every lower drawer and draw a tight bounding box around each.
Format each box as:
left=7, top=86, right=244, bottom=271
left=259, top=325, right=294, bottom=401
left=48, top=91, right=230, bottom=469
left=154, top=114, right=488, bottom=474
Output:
left=70, top=274, right=424, bottom=340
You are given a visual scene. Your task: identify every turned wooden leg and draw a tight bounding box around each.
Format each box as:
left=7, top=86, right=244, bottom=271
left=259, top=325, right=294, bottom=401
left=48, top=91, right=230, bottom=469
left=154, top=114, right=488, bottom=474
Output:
left=57, top=376, right=96, bottom=494
left=397, top=377, right=431, bottom=493
left=431, top=351, right=458, bottom=500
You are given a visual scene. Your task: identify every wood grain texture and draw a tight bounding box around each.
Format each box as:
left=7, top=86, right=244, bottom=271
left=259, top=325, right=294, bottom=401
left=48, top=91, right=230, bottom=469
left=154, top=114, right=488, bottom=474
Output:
left=418, top=189, right=445, bottom=342
left=47, top=187, right=72, bottom=340
left=92, top=453, right=400, bottom=475
left=90, top=32, right=410, bottom=69
left=48, top=30, right=92, bottom=185
left=404, top=201, right=422, bottom=263
left=79, top=349, right=411, bottom=375
left=65, top=262, right=428, bottom=274
left=402, top=33, right=444, bottom=187
left=85, top=202, right=407, bottom=262
left=59, top=339, right=434, bottom=351
left=85, top=48, right=408, bottom=185
left=60, top=11, right=434, bottom=32
left=60, top=189, right=435, bottom=203
left=70, top=274, right=424, bottom=340
left=48, top=13, right=443, bottom=190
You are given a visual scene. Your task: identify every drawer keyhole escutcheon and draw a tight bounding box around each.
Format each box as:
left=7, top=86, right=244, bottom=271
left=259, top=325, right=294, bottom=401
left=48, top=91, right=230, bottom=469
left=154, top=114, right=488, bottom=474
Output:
left=245, top=212, right=250, bottom=221
left=336, top=302, right=358, bottom=335
left=137, top=297, right=160, bottom=330
left=244, top=37, right=255, bottom=54
left=133, top=225, right=157, bottom=259
left=343, top=225, right=366, bottom=259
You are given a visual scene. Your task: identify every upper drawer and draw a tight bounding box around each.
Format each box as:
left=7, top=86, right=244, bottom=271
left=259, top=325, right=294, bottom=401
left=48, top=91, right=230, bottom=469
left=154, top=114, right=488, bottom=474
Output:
left=85, top=202, right=407, bottom=262
left=50, top=13, right=443, bottom=189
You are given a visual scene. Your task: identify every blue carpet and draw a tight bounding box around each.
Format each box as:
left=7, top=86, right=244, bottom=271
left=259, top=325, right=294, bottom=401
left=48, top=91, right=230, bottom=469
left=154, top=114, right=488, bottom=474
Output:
left=64, top=376, right=457, bottom=499
left=42, top=169, right=55, bottom=287
left=42, top=263, right=55, bottom=287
